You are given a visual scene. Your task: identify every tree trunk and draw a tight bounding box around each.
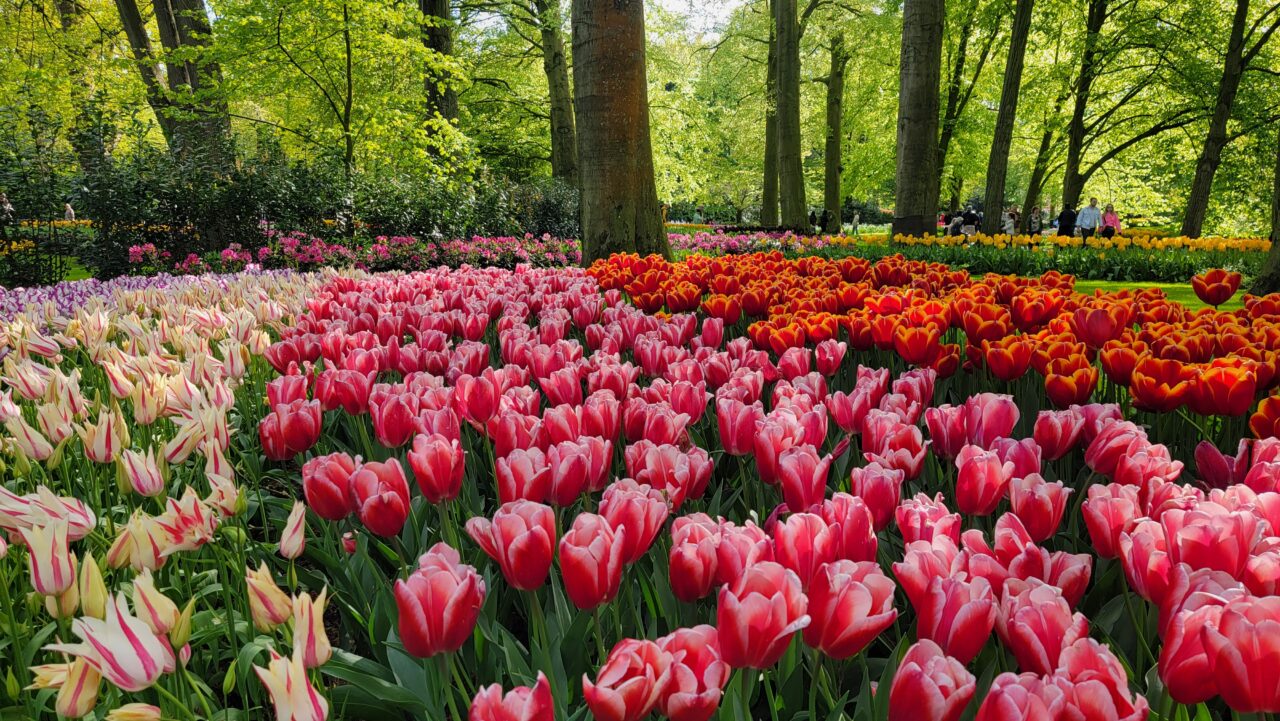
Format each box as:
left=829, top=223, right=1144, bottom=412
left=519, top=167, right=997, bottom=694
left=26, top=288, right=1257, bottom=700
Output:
left=572, top=0, right=669, bottom=263
left=1180, top=0, right=1250, bottom=238
left=981, top=0, right=1034, bottom=234
left=1019, top=127, right=1053, bottom=233
left=894, top=0, right=946, bottom=238
left=151, top=0, right=233, bottom=169
left=1061, top=0, right=1106, bottom=210
left=534, top=0, right=578, bottom=184
left=114, top=0, right=179, bottom=148
left=774, top=0, right=807, bottom=230
left=762, top=11, right=780, bottom=227
left=936, top=12, right=972, bottom=184
left=422, top=0, right=458, bottom=122
left=822, top=35, right=848, bottom=234
left=1249, top=125, right=1280, bottom=295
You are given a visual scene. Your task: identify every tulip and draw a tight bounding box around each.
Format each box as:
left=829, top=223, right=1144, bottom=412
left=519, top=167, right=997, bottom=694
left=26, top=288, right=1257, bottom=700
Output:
left=629, top=441, right=712, bottom=508
left=246, top=563, right=292, bottom=632
left=1159, top=604, right=1223, bottom=704
left=888, top=640, right=976, bottom=721
left=845, top=461, right=903, bottom=530
left=46, top=593, right=175, bottom=692
left=455, top=372, right=504, bottom=427
left=104, top=703, right=164, bottom=721
left=803, top=560, right=897, bottom=659
left=717, top=561, right=810, bottom=668
left=894, top=536, right=963, bottom=611
left=772, top=513, right=837, bottom=590
left=80, top=554, right=108, bottom=620
left=350, top=459, right=411, bottom=537
left=77, top=406, right=123, bottom=464
left=995, top=580, right=1089, bottom=675
left=582, top=638, right=671, bottom=721
left=1055, top=639, right=1150, bottom=720
left=1080, top=483, right=1140, bottom=559
left=777, top=444, right=833, bottom=512
left=496, top=448, right=551, bottom=504
left=1007, top=475, right=1070, bottom=543
left=369, top=393, right=420, bottom=448
left=818, top=492, right=878, bottom=562
left=395, top=543, right=486, bottom=658
left=106, top=510, right=168, bottom=573
left=656, top=626, right=728, bottom=721
left=254, top=650, right=329, bottom=721
left=963, top=393, right=1018, bottom=449
left=119, top=449, right=164, bottom=498
left=668, top=516, right=720, bottom=602
left=955, top=445, right=1014, bottom=516
left=266, top=374, right=309, bottom=407
left=865, top=423, right=928, bottom=480
left=895, top=493, right=961, bottom=545
left=6, top=415, right=54, bottom=460
left=1191, top=268, right=1242, bottom=307
left=545, top=440, right=592, bottom=505
left=1032, top=409, right=1085, bottom=461
left=302, top=453, right=356, bottom=521
left=1190, top=363, right=1257, bottom=417
left=715, top=521, right=774, bottom=586
left=314, top=369, right=375, bottom=415
left=465, top=501, right=556, bottom=591
left=293, top=588, right=332, bottom=668
left=259, top=399, right=323, bottom=461
left=408, top=433, right=465, bottom=503
left=600, top=480, right=670, bottom=565
left=131, top=568, right=179, bottom=636
left=469, top=672, right=554, bottom=721
left=1162, top=505, right=1261, bottom=579
left=974, top=673, right=1056, bottom=721
left=924, top=404, right=968, bottom=460
left=57, top=658, right=101, bottom=719
left=915, top=576, right=996, bottom=665
left=20, top=519, right=75, bottom=596
left=279, top=500, right=307, bottom=560
left=559, top=513, right=627, bottom=610
left=1084, top=420, right=1147, bottom=478
left=1196, top=439, right=1249, bottom=489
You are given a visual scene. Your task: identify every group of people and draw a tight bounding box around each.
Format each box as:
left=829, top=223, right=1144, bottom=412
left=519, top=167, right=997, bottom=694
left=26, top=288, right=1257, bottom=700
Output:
left=1056, top=197, right=1122, bottom=238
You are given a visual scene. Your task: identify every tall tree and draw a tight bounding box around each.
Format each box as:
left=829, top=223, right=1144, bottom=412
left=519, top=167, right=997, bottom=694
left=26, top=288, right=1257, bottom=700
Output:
left=1180, top=0, right=1280, bottom=237
left=533, top=0, right=578, bottom=183
left=1060, top=0, right=1106, bottom=209
left=762, top=5, right=780, bottom=226
left=894, top=0, right=945, bottom=237
left=423, top=0, right=459, bottom=121
left=937, top=0, right=999, bottom=193
left=981, top=0, right=1034, bottom=234
left=572, top=0, right=669, bottom=262
left=774, top=0, right=806, bottom=229
left=821, top=33, right=848, bottom=233
left=1250, top=125, right=1280, bottom=294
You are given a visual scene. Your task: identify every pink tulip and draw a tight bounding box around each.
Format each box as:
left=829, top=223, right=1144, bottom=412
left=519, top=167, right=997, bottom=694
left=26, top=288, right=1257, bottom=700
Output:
left=888, top=640, right=976, bottom=721
left=466, top=501, right=556, bottom=591
left=46, top=593, right=175, bottom=692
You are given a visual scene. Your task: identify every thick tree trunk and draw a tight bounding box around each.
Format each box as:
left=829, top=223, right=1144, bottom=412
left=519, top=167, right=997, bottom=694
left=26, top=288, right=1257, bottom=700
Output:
left=1249, top=125, right=1280, bottom=295
left=1180, top=0, right=1250, bottom=238
left=422, top=0, right=458, bottom=122
left=936, top=13, right=972, bottom=183
left=774, top=0, right=807, bottom=230
left=534, top=0, right=578, bottom=184
left=152, top=0, right=233, bottom=169
left=114, top=0, right=179, bottom=147
left=823, top=35, right=848, bottom=234
left=894, top=0, right=946, bottom=238
left=572, top=0, right=669, bottom=263
left=981, top=0, right=1034, bottom=234
left=1061, top=0, right=1106, bottom=210
left=762, top=13, right=780, bottom=227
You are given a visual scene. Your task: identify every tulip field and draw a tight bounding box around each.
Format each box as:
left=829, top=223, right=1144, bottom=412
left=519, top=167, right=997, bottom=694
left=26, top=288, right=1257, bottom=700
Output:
left=7, top=251, right=1280, bottom=721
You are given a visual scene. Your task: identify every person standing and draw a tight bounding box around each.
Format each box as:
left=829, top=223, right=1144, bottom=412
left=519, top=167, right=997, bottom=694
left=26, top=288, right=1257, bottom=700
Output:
left=1101, top=204, right=1121, bottom=238
left=1076, top=197, right=1102, bottom=238
left=1057, top=203, right=1077, bottom=237
left=851, top=211, right=860, bottom=235
left=63, top=203, right=75, bottom=221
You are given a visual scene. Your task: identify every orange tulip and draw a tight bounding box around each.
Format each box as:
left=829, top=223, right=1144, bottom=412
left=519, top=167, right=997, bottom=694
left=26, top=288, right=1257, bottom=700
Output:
left=1191, top=268, right=1242, bottom=307
left=1070, top=303, right=1131, bottom=348
left=893, top=324, right=942, bottom=366
left=1188, top=361, right=1257, bottom=417
left=1251, top=395, right=1280, bottom=439
left=1044, top=355, right=1099, bottom=409
left=1129, top=356, right=1197, bottom=412
left=700, top=294, right=742, bottom=325
left=983, top=337, right=1033, bottom=382
left=1099, top=339, right=1146, bottom=386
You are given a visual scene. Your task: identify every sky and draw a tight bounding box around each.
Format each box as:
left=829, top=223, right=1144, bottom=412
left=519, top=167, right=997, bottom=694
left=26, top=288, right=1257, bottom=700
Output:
left=654, top=0, right=744, bottom=35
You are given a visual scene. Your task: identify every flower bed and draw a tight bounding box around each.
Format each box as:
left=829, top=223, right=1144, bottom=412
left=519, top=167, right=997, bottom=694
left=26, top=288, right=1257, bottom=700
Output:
left=5, top=252, right=1280, bottom=719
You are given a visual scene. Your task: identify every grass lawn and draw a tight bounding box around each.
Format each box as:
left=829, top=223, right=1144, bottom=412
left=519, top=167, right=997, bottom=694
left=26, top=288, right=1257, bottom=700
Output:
left=62, top=259, right=92, bottom=281
left=1074, top=279, right=1243, bottom=311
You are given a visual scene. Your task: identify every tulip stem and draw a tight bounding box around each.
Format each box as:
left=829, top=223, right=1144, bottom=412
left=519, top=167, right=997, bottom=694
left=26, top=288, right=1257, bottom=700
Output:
left=763, top=668, right=782, bottom=721
left=808, top=649, right=822, bottom=721
left=154, top=679, right=198, bottom=720
left=592, top=607, right=607, bottom=665
left=183, top=666, right=216, bottom=720
left=437, top=653, right=462, bottom=721
left=738, top=669, right=755, bottom=721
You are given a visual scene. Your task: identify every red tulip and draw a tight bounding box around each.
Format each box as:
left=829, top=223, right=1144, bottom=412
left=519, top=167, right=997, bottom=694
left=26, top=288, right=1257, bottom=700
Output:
left=924, top=404, right=968, bottom=460
left=771, top=513, right=837, bottom=590
left=669, top=515, right=720, bottom=602
left=888, top=640, right=976, bottom=721
left=895, top=493, right=961, bottom=545
left=558, top=513, right=626, bottom=610
left=394, top=543, right=485, bottom=657
left=915, top=576, right=996, bottom=665
left=600, top=480, right=670, bottom=565
left=817, top=493, right=878, bottom=562
left=894, top=536, right=963, bottom=611
left=848, top=462, right=904, bottom=531
left=1008, top=474, right=1070, bottom=543
left=302, top=452, right=356, bottom=520
left=715, top=398, right=763, bottom=456
left=581, top=389, right=622, bottom=441
left=350, top=459, right=411, bottom=537
left=407, top=433, right=464, bottom=504
left=629, top=441, right=713, bottom=509
left=825, top=387, right=877, bottom=434
left=314, top=369, right=375, bottom=415
left=583, top=638, right=671, bottom=721
left=995, top=579, right=1089, bottom=675
left=1159, top=604, right=1224, bottom=704
left=754, top=415, right=806, bottom=485
left=465, top=501, right=556, bottom=591
left=1080, top=483, right=1140, bottom=559
left=964, top=393, right=1019, bottom=449
left=259, top=399, right=323, bottom=461
left=1084, top=420, right=1147, bottom=478
left=716, top=561, right=810, bottom=668
left=455, top=371, right=503, bottom=428
left=1032, top=410, right=1085, bottom=461
left=955, top=445, right=1014, bottom=516
left=1191, top=268, right=1243, bottom=307
left=266, top=374, right=309, bottom=407
left=655, top=626, right=728, bottom=721
left=1161, top=505, right=1262, bottom=578
left=815, top=340, right=847, bottom=376
left=803, top=560, right=897, bottom=659
left=715, top=521, right=774, bottom=586
left=865, top=423, right=927, bottom=481
left=370, top=393, right=420, bottom=448
left=974, top=673, right=1056, bottom=721
left=468, top=671, right=553, bottom=721
left=496, top=448, right=551, bottom=504
left=777, top=445, right=833, bottom=512
left=1196, top=439, right=1249, bottom=489
left=1055, top=637, right=1149, bottom=720
left=1198, top=594, right=1280, bottom=712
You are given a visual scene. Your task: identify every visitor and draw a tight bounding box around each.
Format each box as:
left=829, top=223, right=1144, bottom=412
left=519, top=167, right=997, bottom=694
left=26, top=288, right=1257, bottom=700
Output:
left=64, top=203, right=75, bottom=221
left=0, top=192, right=12, bottom=241
left=1101, top=204, right=1121, bottom=238
left=1002, top=206, right=1019, bottom=235
left=818, top=209, right=831, bottom=233
left=961, top=206, right=979, bottom=236
left=947, top=214, right=965, bottom=237
left=808, top=210, right=818, bottom=232
left=851, top=211, right=860, bottom=235
left=1077, top=197, right=1102, bottom=238
left=1057, top=204, right=1077, bottom=237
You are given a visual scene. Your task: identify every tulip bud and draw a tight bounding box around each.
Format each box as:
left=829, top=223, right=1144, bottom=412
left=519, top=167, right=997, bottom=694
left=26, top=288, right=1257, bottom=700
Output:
left=279, top=500, right=306, bottom=560
left=4, top=668, right=19, bottom=701
left=246, top=564, right=292, bottom=633
left=79, top=554, right=108, bottom=620
left=105, top=703, right=164, bottom=721
left=292, top=588, right=332, bottom=668
left=132, top=568, right=179, bottom=636
left=45, top=556, right=80, bottom=620
left=56, top=659, right=100, bottom=719
left=171, top=599, right=195, bottom=649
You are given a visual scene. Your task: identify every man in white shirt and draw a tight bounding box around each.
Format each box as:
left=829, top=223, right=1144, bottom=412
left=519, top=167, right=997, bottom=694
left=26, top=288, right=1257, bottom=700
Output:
left=1076, top=197, right=1102, bottom=239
